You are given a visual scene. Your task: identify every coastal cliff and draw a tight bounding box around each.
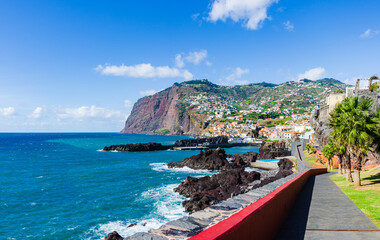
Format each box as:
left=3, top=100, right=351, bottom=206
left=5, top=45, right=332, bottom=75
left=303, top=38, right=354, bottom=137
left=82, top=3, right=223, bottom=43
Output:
left=121, top=83, right=207, bottom=135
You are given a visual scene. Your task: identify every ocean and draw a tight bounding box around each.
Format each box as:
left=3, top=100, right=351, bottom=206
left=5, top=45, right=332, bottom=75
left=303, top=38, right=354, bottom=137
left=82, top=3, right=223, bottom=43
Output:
left=0, top=133, right=260, bottom=239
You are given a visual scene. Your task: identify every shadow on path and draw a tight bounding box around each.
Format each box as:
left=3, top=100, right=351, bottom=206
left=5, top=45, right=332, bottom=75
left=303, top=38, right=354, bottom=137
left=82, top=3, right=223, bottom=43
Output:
left=274, top=175, right=315, bottom=239
left=275, top=172, right=380, bottom=240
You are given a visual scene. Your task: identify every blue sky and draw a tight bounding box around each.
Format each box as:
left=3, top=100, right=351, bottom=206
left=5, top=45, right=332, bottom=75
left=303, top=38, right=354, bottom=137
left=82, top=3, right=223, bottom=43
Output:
left=0, top=0, right=379, bottom=132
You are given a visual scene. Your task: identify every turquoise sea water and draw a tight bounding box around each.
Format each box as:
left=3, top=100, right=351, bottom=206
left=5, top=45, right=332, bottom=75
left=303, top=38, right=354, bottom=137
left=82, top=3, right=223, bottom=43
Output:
left=0, top=133, right=259, bottom=239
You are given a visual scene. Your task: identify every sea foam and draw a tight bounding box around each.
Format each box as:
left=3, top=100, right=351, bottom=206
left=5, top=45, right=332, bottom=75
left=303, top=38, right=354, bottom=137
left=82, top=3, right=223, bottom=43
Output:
left=86, top=218, right=164, bottom=240
left=150, top=162, right=217, bottom=175
left=141, top=184, right=188, bottom=221
left=86, top=184, right=187, bottom=239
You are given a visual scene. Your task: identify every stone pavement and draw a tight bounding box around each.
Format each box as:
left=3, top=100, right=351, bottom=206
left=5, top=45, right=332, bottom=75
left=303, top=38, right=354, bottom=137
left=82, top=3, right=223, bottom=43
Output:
left=275, top=172, right=380, bottom=240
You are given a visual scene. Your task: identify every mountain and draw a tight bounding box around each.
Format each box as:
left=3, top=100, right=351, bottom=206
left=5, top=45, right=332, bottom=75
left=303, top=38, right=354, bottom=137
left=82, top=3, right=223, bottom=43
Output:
left=121, top=79, right=347, bottom=135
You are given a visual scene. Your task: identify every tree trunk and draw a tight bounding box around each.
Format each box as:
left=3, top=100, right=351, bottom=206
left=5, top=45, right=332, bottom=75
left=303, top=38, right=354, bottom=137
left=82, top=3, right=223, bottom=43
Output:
left=354, top=170, right=361, bottom=186
left=346, top=169, right=353, bottom=182
left=345, top=154, right=353, bottom=182
left=338, top=155, right=343, bottom=174
left=343, top=158, right=346, bottom=174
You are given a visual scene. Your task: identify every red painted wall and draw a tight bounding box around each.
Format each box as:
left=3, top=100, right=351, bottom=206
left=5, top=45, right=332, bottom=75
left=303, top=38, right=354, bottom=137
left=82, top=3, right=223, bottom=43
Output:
left=189, top=168, right=327, bottom=240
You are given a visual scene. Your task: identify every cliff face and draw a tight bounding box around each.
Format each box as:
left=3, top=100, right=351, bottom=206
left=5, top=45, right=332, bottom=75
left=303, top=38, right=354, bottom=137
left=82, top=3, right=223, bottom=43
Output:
left=121, top=85, right=205, bottom=135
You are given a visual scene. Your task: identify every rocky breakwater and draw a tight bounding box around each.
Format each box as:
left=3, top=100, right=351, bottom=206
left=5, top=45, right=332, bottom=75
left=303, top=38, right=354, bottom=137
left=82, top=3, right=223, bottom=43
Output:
left=103, top=142, right=171, bottom=152
left=258, top=141, right=291, bottom=159
left=102, top=136, right=232, bottom=152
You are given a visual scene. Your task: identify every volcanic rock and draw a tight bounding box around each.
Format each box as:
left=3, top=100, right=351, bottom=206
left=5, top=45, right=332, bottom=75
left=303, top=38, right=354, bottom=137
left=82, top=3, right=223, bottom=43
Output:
left=103, top=142, right=171, bottom=152
left=168, top=148, right=230, bottom=170
left=228, top=151, right=258, bottom=163
left=174, top=168, right=260, bottom=212
left=104, top=231, right=123, bottom=240
left=173, top=136, right=229, bottom=147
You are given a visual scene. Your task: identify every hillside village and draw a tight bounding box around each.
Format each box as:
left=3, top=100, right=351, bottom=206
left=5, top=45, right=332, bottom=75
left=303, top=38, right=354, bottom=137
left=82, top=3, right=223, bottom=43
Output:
left=173, top=79, right=348, bottom=143
left=123, top=78, right=347, bottom=137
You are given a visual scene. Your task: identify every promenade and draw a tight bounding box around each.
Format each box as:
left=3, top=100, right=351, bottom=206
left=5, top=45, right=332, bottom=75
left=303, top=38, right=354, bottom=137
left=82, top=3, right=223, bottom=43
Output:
left=275, top=172, right=380, bottom=240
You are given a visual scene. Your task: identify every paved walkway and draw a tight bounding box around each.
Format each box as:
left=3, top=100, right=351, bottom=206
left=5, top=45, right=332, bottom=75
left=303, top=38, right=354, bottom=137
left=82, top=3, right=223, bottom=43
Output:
left=275, top=172, right=380, bottom=240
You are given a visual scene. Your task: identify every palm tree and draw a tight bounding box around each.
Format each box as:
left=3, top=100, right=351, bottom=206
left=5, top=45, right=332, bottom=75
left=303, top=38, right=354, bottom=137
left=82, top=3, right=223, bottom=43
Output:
left=333, top=97, right=378, bottom=186
left=329, top=99, right=353, bottom=182
left=330, top=131, right=347, bottom=175
left=322, top=143, right=334, bottom=171
left=305, top=143, right=311, bottom=153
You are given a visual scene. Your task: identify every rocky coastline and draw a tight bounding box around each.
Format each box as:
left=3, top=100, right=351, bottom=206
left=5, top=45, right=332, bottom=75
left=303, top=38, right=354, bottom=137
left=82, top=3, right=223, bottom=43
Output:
left=105, top=140, right=293, bottom=240
left=103, top=142, right=171, bottom=152
left=102, top=136, right=254, bottom=152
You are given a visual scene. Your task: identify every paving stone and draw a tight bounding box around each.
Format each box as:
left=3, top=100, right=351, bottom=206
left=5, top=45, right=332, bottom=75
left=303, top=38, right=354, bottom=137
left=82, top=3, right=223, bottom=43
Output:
left=181, top=216, right=209, bottom=228
left=190, top=209, right=220, bottom=221
left=237, top=193, right=259, bottom=201
left=210, top=204, right=238, bottom=211
left=231, top=195, right=254, bottom=205
left=245, top=190, right=264, bottom=198
left=217, top=200, right=242, bottom=209
left=151, top=225, right=192, bottom=239
left=125, top=232, right=168, bottom=240
left=165, top=218, right=201, bottom=231
left=256, top=187, right=272, bottom=194
left=163, top=228, right=197, bottom=237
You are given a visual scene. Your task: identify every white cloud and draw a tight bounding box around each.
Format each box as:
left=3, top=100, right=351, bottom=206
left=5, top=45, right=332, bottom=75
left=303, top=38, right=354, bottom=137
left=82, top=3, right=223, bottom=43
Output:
left=29, top=107, right=43, bottom=119
left=175, top=50, right=209, bottom=68
left=124, top=100, right=133, bottom=108
left=297, top=67, right=326, bottom=80
left=191, top=13, right=200, bottom=21
left=0, top=107, right=15, bottom=117
left=139, top=90, right=156, bottom=96
left=360, top=29, right=379, bottom=38
left=185, top=50, right=208, bottom=65
left=283, top=20, right=294, bottom=31
left=175, top=54, right=185, bottom=68
left=96, top=63, right=193, bottom=80
left=208, top=0, right=278, bottom=30
left=222, top=67, right=250, bottom=85
left=57, top=106, right=124, bottom=121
